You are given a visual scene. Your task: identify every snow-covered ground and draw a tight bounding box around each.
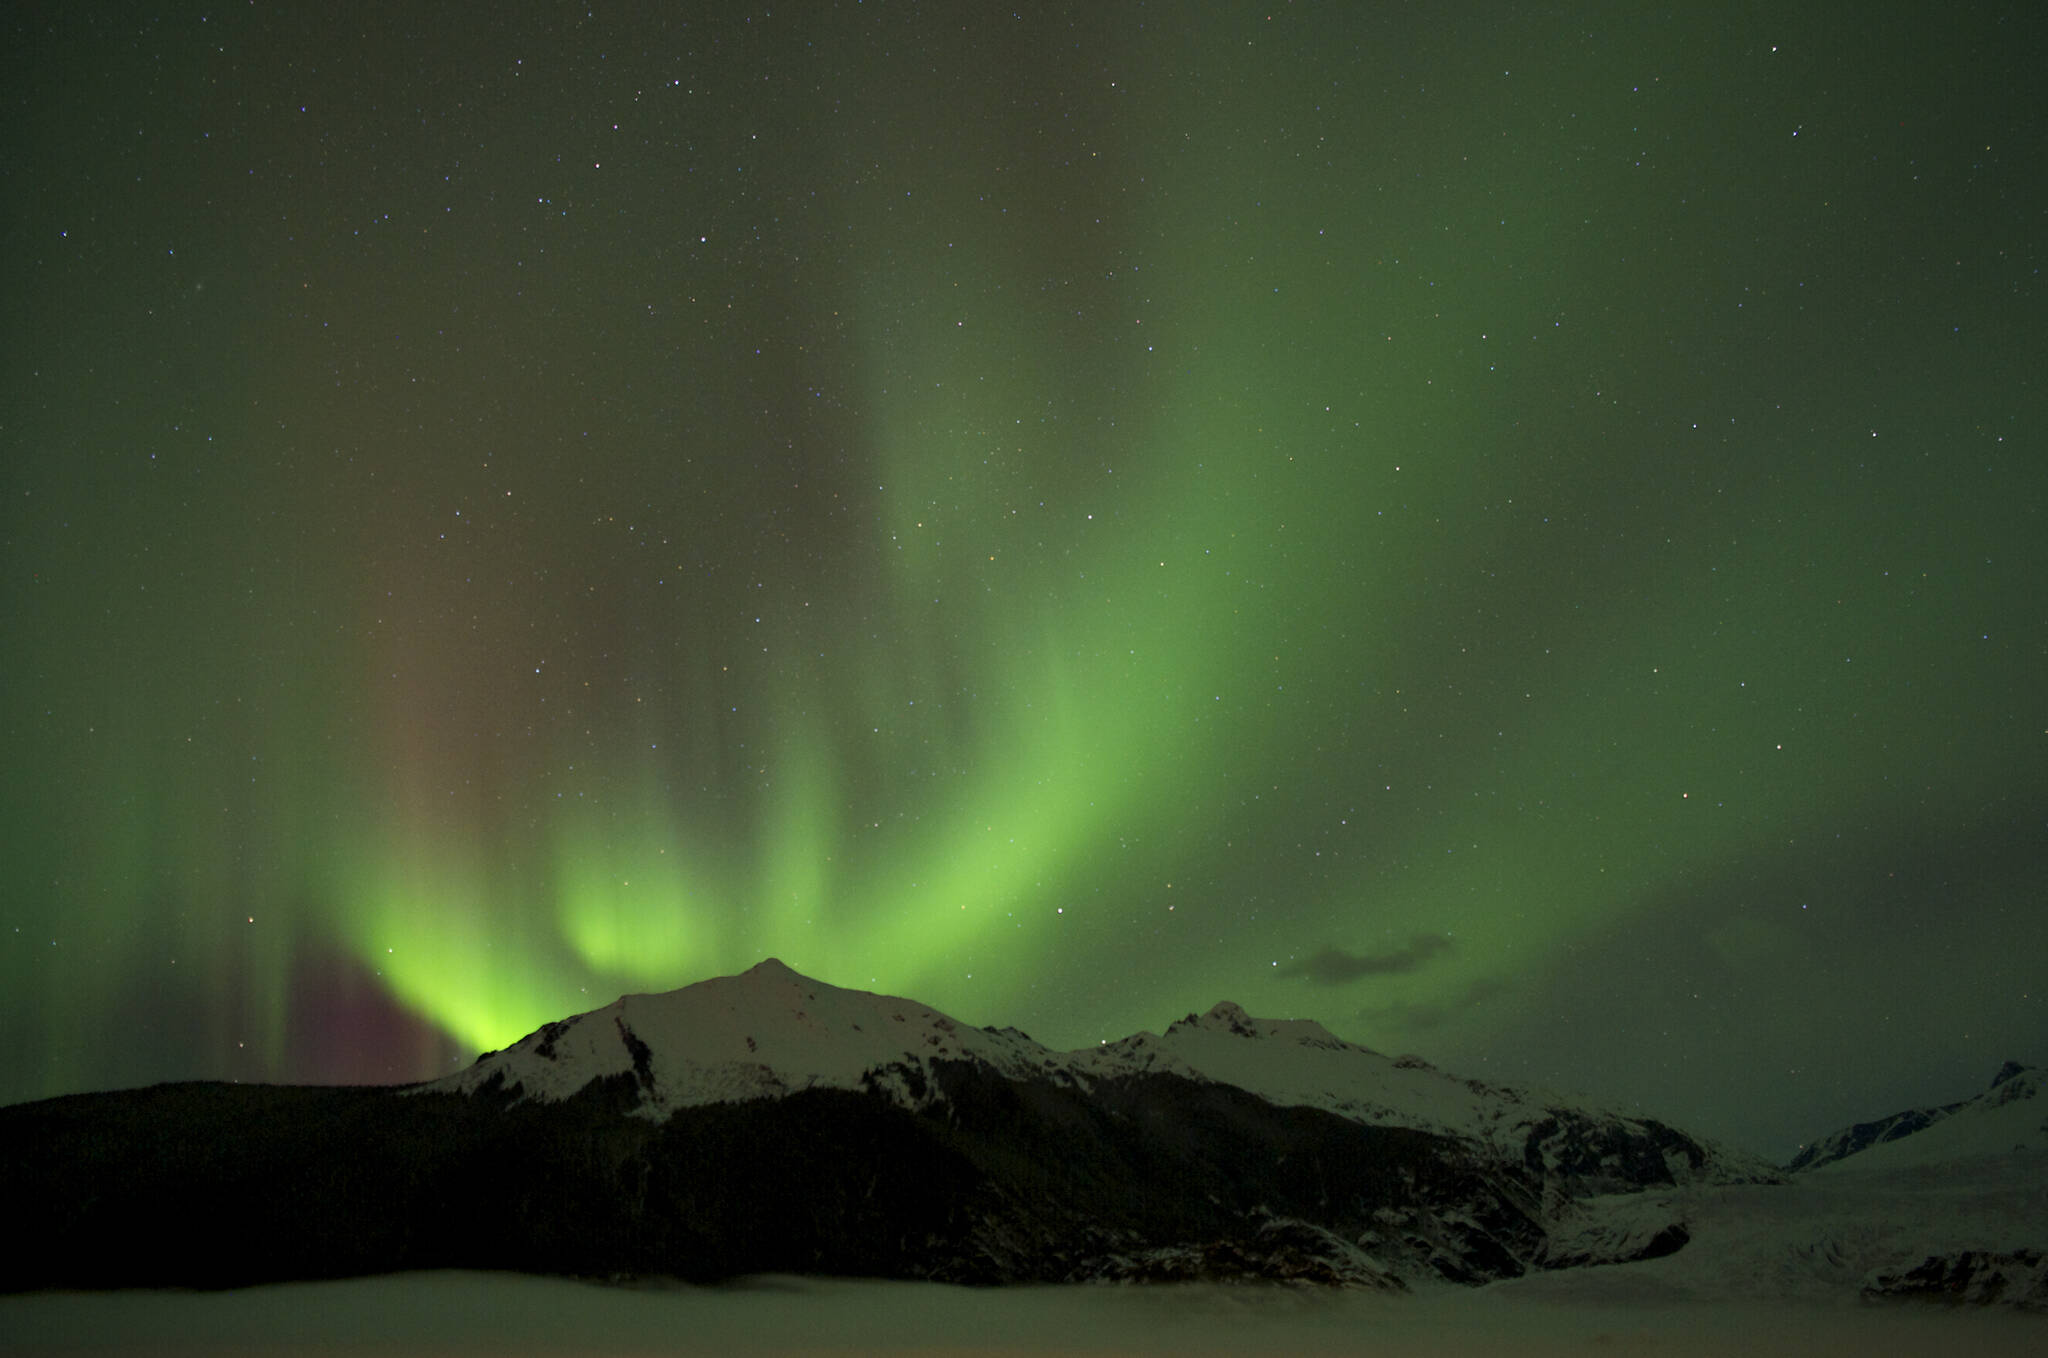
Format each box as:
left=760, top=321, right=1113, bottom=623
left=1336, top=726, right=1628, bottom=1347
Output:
left=1503, top=1149, right=2045, bottom=1307
left=8, top=1154, right=2041, bottom=1356
left=3, top=1265, right=2040, bottom=1357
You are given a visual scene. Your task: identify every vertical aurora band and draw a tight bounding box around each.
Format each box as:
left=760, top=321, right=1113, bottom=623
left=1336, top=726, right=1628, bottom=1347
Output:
left=5, top=3, right=2041, bottom=1144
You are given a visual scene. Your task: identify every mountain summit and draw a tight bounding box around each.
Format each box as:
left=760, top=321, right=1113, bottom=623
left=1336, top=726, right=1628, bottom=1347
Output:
left=429, top=957, right=1068, bottom=1114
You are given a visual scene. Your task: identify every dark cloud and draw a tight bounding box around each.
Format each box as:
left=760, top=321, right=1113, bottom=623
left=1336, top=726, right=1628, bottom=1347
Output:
left=1279, top=935, right=1454, bottom=985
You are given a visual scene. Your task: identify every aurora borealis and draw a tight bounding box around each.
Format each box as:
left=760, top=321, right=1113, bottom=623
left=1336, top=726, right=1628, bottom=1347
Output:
left=4, top=2, right=2042, bottom=1159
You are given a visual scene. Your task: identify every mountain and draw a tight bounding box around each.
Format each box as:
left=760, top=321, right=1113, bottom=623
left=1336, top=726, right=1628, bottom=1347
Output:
left=430, top=959, right=1773, bottom=1206
left=1758, top=1059, right=2048, bottom=1306
left=0, top=960, right=1775, bottom=1293
left=1788, top=1061, right=2047, bottom=1173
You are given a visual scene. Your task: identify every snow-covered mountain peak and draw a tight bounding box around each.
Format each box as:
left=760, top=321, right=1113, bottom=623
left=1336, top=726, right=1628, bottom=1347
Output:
left=740, top=956, right=800, bottom=981
left=1983, top=1060, right=2042, bottom=1107
left=1961, top=1060, right=2042, bottom=1118
left=1171, top=1000, right=1257, bottom=1036
left=1164, top=1000, right=1358, bottom=1051
left=424, top=960, right=1066, bottom=1115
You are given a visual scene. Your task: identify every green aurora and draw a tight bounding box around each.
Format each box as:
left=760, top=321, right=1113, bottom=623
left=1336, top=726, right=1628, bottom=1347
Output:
left=4, top=3, right=2043, bottom=1158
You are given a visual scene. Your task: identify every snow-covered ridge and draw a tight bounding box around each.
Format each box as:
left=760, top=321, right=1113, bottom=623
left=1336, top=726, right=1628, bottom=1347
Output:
left=1107, top=998, right=1777, bottom=1191
left=422, top=960, right=1777, bottom=1189
left=1792, top=1061, right=2046, bottom=1173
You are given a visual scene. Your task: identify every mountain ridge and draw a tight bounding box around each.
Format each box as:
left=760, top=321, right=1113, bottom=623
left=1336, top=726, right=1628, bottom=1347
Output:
left=23, top=958, right=2031, bottom=1301
left=1789, top=1060, right=2046, bottom=1173
left=429, top=958, right=1777, bottom=1201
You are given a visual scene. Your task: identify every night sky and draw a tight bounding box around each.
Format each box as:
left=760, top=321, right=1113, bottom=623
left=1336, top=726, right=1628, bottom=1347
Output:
left=5, top=2, right=2043, bottom=1161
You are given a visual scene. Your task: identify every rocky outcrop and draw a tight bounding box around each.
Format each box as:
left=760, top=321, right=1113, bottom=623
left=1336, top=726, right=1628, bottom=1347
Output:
left=1864, top=1248, right=2048, bottom=1310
